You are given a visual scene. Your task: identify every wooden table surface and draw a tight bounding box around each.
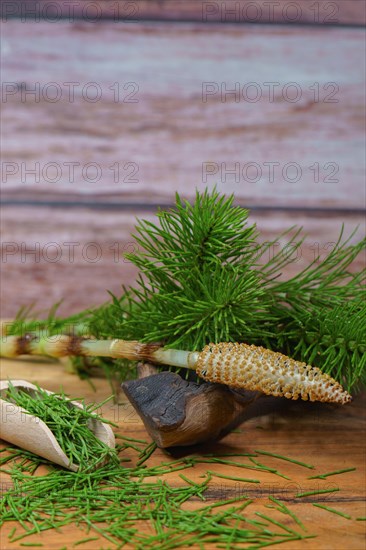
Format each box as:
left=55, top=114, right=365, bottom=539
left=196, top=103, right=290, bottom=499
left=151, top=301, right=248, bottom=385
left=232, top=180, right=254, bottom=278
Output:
left=0, top=357, right=365, bottom=549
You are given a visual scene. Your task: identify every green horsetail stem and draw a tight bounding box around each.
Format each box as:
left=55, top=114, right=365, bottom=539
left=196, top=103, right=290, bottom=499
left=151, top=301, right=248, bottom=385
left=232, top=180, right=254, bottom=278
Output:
left=0, top=335, right=351, bottom=404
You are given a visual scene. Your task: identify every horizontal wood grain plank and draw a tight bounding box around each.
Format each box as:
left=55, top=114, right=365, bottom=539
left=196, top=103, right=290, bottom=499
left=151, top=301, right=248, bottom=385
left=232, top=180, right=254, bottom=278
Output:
left=0, top=357, right=365, bottom=549
left=1, top=22, right=365, bottom=209
left=1, top=205, right=364, bottom=318
left=2, top=1, right=365, bottom=25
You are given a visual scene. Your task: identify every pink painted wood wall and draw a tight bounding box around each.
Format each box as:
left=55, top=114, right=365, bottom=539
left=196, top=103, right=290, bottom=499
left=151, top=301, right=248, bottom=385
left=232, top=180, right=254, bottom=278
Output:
left=1, top=14, right=365, bottom=318
left=2, top=1, right=365, bottom=25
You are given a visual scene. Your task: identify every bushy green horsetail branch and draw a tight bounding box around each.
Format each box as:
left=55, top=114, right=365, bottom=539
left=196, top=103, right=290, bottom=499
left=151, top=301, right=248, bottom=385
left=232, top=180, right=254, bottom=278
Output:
left=1, top=336, right=351, bottom=404
left=3, top=188, right=365, bottom=392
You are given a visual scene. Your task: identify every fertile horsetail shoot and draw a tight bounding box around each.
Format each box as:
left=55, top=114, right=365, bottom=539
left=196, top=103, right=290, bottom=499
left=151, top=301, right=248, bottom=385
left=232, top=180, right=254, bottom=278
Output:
left=1, top=335, right=351, bottom=404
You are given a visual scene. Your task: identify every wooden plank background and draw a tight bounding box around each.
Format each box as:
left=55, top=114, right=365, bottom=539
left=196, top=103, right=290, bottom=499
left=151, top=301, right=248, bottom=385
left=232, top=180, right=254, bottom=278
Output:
left=1, top=19, right=365, bottom=318
left=1, top=207, right=365, bottom=318
left=2, top=1, right=365, bottom=25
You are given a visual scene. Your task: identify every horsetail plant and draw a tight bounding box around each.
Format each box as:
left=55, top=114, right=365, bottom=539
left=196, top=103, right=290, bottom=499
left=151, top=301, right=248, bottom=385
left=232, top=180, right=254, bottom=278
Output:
left=2, top=188, right=365, bottom=394
left=1, top=336, right=352, bottom=404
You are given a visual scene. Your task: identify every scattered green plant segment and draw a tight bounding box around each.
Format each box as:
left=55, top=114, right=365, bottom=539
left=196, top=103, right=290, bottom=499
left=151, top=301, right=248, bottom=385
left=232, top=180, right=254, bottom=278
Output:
left=254, top=450, right=315, bottom=469
left=312, top=504, right=351, bottom=519
left=308, top=467, right=356, bottom=479
left=73, top=537, right=100, bottom=546
left=268, top=496, right=307, bottom=531
left=204, top=471, right=260, bottom=484
left=2, top=382, right=118, bottom=471
left=295, top=488, right=340, bottom=498
left=4, top=189, right=365, bottom=393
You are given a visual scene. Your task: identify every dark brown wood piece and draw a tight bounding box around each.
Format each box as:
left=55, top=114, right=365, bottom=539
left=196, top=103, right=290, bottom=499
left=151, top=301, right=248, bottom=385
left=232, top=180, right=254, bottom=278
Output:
left=122, top=367, right=261, bottom=448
